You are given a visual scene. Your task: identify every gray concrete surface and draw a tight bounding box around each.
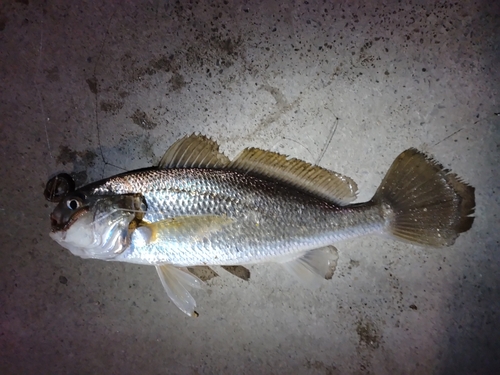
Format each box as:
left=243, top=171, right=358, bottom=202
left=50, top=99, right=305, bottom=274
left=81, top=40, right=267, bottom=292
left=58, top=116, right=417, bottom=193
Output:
left=1, top=0, right=499, bottom=374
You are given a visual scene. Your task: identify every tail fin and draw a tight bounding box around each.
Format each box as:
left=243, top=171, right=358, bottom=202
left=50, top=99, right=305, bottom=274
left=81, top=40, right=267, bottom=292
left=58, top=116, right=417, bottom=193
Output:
left=373, top=148, right=475, bottom=247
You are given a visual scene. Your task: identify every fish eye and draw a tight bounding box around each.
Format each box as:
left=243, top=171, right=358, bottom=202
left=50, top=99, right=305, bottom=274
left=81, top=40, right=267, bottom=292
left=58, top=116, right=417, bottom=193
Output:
left=66, top=198, right=81, bottom=210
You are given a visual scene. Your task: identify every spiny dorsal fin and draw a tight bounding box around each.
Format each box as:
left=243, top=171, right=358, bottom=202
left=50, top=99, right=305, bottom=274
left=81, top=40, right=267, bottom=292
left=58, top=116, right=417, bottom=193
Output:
left=159, top=134, right=230, bottom=169
left=229, top=148, right=358, bottom=205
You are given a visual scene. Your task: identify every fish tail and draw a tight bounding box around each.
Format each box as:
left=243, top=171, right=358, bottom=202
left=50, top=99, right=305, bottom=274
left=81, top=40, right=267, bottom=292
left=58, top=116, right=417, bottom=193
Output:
left=373, top=149, right=475, bottom=246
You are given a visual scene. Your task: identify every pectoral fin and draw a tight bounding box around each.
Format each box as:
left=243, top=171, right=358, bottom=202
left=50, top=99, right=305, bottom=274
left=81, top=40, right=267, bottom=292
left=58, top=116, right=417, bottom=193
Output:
left=278, top=246, right=338, bottom=288
left=138, top=215, right=234, bottom=244
left=156, top=264, right=204, bottom=317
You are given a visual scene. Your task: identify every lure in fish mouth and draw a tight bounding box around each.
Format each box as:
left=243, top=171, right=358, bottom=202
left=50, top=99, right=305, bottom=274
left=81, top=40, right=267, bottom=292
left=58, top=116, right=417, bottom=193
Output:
left=46, top=134, right=475, bottom=317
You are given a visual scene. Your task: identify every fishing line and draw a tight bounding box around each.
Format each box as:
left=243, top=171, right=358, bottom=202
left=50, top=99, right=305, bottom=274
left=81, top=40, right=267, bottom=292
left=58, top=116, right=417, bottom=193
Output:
left=92, top=207, right=147, bottom=225
left=315, top=115, right=339, bottom=165
left=90, top=6, right=125, bottom=178
left=34, top=6, right=55, bottom=174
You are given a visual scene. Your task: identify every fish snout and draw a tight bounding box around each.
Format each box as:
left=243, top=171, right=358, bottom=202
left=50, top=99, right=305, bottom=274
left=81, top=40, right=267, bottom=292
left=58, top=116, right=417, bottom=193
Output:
left=50, top=211, right=63, bottom=231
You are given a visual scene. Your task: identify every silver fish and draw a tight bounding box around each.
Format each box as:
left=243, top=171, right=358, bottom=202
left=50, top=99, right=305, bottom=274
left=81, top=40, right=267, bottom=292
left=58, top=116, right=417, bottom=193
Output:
left=48, top=134, right=475, bottom=316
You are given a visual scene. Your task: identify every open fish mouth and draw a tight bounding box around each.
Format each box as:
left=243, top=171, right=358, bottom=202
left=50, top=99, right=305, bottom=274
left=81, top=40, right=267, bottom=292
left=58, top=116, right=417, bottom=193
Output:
left=50, top=206, right=89, bottom=232
left=49, top=204, right=139, bottom=260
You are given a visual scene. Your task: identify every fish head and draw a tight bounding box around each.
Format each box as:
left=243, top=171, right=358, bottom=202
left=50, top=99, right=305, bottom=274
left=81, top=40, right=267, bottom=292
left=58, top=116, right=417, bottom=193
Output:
left=49, top=191, right=145, bottom=260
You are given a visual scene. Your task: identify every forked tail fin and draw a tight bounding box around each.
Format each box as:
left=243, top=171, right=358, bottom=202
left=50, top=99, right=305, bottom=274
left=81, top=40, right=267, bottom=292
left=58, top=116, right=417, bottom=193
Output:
left=373, top=148, right=475, bottom=247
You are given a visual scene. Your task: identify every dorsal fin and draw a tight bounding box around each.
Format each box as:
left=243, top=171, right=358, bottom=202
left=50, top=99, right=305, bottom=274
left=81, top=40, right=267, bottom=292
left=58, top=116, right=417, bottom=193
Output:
left=159, top=134, right=230, bottom=169
left=229, top=148, right=358, bottom=205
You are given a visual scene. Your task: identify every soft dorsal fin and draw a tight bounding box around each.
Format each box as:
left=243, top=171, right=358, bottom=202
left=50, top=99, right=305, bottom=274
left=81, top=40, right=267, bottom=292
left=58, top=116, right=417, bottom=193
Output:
left=229, top=148, right=358, bottom=205
left=159, top=134, right=230, bottom=169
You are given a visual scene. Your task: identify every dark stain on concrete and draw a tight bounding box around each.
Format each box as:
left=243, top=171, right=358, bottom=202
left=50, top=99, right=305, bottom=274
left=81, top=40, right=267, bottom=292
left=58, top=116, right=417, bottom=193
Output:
left=86, top=77, right=98, bottom=94
left=169, top=72, right=186, bottom=91
left=100, top=100, right=124, bottom=113
left=304, top=359, right=339, bottom=375
left=348, top=259, right=360, bottom=269
left=185, top=35, right=243, bottom=70
left=57, top=145, right=97, bottom=167
left=151, top=55, right=174, bottom=72
left=131, top=109, right=157, bottom=130
left=356, top=319, right=380, bottom=349
left=0, top=16, right=7, bottom=31
left=45, top=66, right=60, bottom=82
left=122, top=54, right=178, bottom=82
left=218, top=36, right=240, bottom=56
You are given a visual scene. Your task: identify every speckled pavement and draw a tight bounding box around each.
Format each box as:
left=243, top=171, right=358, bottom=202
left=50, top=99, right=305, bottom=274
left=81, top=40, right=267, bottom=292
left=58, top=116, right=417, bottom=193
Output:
left=1, top=1, right=498, bottom=374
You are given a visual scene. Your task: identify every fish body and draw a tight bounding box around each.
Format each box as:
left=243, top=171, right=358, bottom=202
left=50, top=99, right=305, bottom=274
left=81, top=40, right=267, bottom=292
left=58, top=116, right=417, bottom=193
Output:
left=48, top=134, right=475, bottom=316
left=89, top=168, right=382, bottom=266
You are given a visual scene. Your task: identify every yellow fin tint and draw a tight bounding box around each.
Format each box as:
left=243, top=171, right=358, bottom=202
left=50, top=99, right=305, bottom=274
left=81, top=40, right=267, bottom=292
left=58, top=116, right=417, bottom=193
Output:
left=160, top=134, right=356, bottom=204
left=140, top=215, right=234, bottom=244
left=159, top=134, right=230, bottom=169
left=229, top=148, right=358, bottom=205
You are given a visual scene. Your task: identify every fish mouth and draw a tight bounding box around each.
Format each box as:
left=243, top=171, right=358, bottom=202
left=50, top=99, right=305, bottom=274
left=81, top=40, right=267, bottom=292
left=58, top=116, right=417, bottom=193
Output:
left=50, top=207, right=89, bottom=232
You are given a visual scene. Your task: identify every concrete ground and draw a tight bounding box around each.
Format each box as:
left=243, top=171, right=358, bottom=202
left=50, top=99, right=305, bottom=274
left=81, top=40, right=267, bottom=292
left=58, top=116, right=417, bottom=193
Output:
left=1, top=0, right=499, bottom=374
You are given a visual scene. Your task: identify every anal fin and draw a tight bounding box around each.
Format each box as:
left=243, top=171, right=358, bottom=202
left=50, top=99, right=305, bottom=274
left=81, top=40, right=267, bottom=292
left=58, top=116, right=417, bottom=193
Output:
left=279, top=246, right=339, bottom=287
left=156, top=264, right=204, bottom=317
